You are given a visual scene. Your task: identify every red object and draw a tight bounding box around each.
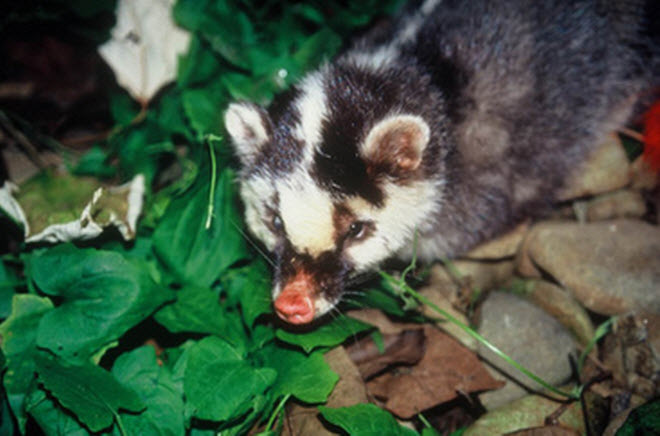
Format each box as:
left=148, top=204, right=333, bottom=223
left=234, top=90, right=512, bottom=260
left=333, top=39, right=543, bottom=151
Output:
left=643, top=100, right=660, bottom=171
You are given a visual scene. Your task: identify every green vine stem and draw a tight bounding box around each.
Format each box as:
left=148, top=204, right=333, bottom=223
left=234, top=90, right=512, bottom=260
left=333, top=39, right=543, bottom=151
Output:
left=204, top=134, right=221, bottom=230
left=114, top=411, right=127, bottom=436
left=380, top=271, right=580, bottom=400
left=265, top=394, right=291, bottom=431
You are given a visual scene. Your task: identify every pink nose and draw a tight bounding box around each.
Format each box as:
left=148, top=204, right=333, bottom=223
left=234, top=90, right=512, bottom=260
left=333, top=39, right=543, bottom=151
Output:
left=274, top=288, right=315, bottom=325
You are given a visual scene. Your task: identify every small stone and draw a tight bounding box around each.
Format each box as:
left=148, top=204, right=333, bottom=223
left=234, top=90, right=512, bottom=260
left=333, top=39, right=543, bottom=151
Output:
left=522, top=220, right=660, bottom=315
left=476, top=292, right=578, bottom=410
left=526, top=280, right=595, bottom=347
left=584, top=190, right=646, bottom=221
left=558, top=135, right=630, bottom=201
left=463, top=221, right=530, bottom=260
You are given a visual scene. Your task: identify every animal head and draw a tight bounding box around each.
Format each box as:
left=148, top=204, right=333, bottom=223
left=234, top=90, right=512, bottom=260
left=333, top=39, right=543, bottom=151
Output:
left=224, top=64, right=444, bottom=324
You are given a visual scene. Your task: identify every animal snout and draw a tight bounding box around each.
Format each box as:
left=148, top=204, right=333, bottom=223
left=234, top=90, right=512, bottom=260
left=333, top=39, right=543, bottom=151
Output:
left=274, top=279, right=315, bottom=324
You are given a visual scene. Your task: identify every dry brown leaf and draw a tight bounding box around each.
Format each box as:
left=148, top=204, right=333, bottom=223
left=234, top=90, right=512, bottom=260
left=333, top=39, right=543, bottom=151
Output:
left=346, top=329, right=426, bottom=379
left=366, top=325, right=503, bottom=418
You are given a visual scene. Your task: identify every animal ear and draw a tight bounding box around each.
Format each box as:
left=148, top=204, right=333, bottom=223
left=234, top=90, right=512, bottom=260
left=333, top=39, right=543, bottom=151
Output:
left=360, top=114, right=430, bottom=175
left=224, top=102, right=271, bottom=166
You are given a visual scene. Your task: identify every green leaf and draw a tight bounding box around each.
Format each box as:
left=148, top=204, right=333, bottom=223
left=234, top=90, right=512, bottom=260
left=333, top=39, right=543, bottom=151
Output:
left=222, top=259, right=272, bottom=326
left=154, top=285, right=247, bottom=346
left=184, top=336, right=276, bottom=422
left=177, top=35, right=223, bottom=88
left=182, top=81, right=227, bottom=135
left=28, top=244, right=175, bottom=361
left=153, top=169, right=250, bottom=288
left=256, top=344, right=338, bottom=403
left=616, top=398, right=660, bottom=436
left=0, top=380, right=15, bottom=436
left=276, top=314, right=373, bottom=353
left=217, top=394, right=269, bottom=436
left=174, top=0, right=255, bottom=69
left=0, top=260, right=19, bottom=319
left=109, top=123, right=175, bottom=183
left=73, top=144, right=116, bottom=178
left=0, top=294, right=54, bottom=433
left=292, top=27, right=342, bottom=71
left=26, top=388, right=90, bottom=436
left=149, top=89, right=195, bottom=141
left=35, top=352, right=144, bottom=433
left=109, top=92, right=140, bottom=126
left=319, top=404, right=419, bottom=436
left=347, top=284, right=425, bottom=320
left=111, top=346, right=185, bottom=436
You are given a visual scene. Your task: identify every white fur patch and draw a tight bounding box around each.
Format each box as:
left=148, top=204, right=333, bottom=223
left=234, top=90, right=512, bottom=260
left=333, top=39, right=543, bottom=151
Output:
left=347, top=45, right=399, bottom=70
left=314, top=295, right=335, bottom=318
left=421, top=0, right=441, bottom=15
left=345, top=178, right=441, bottom=271
left=277, top=168, right=336, bottom=257
left=225, top=103, right=269, bottom=165
left=293, top=71, right=328, bottom=164
left=398, top=15, right=424, bottom=44
left=241, top=176, right=277, bottom=251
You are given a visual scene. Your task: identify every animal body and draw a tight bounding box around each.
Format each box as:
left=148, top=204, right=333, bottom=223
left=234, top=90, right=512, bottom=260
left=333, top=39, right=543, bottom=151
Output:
left=225, top=0, right=659, bottom=324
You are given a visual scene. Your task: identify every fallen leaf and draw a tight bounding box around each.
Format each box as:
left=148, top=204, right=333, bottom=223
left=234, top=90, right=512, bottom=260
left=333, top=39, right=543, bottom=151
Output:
left=98, top=0, right=191, bottom=104
left=346, top=329, right=425, bottom=379
left=1, top=172, right=144, bottom=243
left=367, top=326, right=503, bottom=419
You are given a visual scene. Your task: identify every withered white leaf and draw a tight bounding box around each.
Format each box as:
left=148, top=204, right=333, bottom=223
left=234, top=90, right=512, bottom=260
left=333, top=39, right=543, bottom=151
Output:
left=98, top=0, right=191, bottom=104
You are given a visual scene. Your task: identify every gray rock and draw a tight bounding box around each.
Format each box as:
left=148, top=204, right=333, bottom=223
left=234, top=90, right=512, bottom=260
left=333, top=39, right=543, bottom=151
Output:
left=522, top=220, right=660, bottom=315
left=477, top=292, right=578, bottom=410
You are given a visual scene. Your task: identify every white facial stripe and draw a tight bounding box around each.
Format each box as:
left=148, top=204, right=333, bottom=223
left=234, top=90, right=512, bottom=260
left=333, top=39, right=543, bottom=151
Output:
left=241, top=176, right=277, bottom=250
left=347, top=45, right=399, bottom=70
left=399, top=15, right=424, bottom=43
left=277, top=169, right=336, bottom=257
left=421, top=0, right=441, bottom=15
left=345, top=179, right=441, bottom=271
left=293, top=71, right=328, bottom=165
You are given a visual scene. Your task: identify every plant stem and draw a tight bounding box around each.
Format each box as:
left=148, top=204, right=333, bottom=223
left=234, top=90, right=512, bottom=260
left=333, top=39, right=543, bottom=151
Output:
left=266, top=394, right=291, bottom=431
left=204, top=135, right=220, bottom=230
left=114, top=411, right=127, bottom=436
left=380, top=271, right=579, bottom=400
left=418, top=412, right=432, bottom=429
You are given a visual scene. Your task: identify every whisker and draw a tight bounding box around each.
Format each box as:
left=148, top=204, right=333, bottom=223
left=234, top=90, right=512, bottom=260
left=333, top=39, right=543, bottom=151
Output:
left=229, top=219, right=277, bottom=267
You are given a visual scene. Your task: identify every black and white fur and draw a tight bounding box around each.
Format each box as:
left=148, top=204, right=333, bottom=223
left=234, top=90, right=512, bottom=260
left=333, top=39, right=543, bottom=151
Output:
left=225, top=0, right=659, bottom=324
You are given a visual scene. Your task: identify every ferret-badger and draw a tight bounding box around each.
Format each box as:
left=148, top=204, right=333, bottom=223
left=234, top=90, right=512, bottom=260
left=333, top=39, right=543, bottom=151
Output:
left=225, top=0, right=659, bottom=324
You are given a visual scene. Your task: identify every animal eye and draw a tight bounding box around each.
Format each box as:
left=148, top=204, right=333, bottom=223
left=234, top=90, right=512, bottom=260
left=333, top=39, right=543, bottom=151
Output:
left=347, top=221, right=366, bottom=240
left=272, top=214, right=284, bottom=232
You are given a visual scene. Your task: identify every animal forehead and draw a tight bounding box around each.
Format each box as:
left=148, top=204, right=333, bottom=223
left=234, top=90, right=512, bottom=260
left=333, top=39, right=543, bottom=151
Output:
left=276, top=170, right=336, bottom=257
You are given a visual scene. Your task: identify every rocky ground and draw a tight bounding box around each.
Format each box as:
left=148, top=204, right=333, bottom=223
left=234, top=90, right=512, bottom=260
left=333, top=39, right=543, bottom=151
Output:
left=285, top=135, right=660, bottom=435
